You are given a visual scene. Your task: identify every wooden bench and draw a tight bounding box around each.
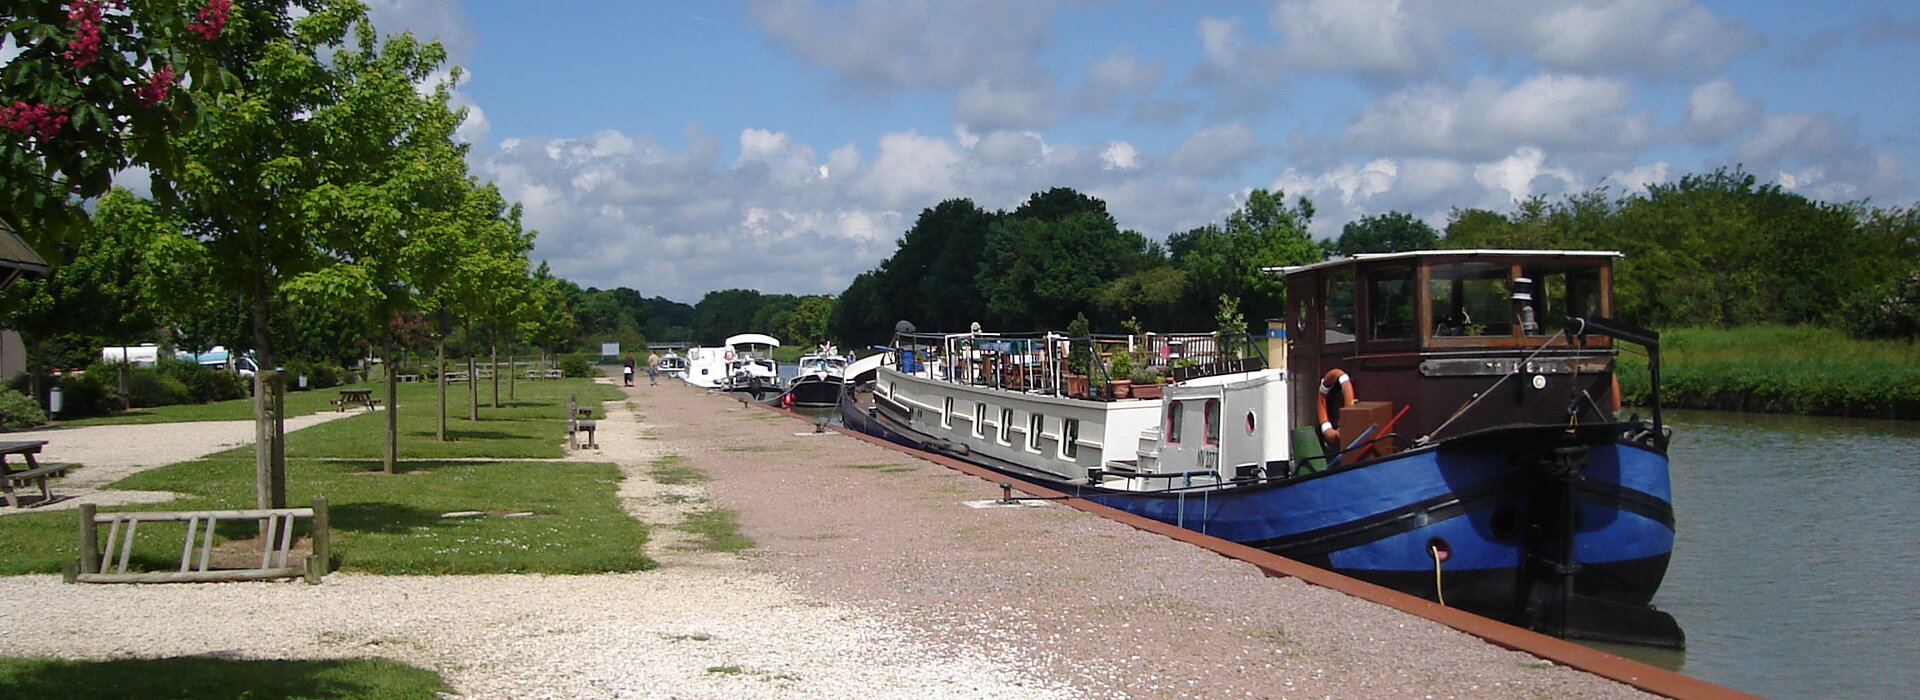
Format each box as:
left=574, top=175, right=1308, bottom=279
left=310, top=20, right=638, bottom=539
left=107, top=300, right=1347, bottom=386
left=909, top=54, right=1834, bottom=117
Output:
left=566, top=393, right=598, bottom=449
left=0, top=440, right=64, bottom=508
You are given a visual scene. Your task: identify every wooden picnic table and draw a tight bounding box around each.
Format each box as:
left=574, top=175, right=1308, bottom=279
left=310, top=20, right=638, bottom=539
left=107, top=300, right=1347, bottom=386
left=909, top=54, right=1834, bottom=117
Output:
left=333, top=388, right=379, bottom=412
left=1, top=440, right=64, bottom=508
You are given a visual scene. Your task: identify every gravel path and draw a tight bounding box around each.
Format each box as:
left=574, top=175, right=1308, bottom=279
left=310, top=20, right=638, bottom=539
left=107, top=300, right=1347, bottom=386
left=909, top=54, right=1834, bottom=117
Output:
left=1, top=410, right=358, bottom=513
left=0, top=381, right=1656, bottom=698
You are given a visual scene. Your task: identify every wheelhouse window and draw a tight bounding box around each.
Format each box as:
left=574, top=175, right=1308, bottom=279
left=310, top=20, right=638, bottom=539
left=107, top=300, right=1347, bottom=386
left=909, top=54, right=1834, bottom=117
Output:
left=1430, top=262, right=1513, bottom=337
left=1061, top=418, right=1079, bottom=459
left=1165, top=400, right=1184, bottom=444
left=1367, top=266, right=1415, bottom=340
left=1520, top=263, right=1605, bottom=336
left=1028, top=413, right=1045, bottom=451
left=1204, top=399, right=1221, bottom=446
left=1323, top=268, right=1356, bottom=344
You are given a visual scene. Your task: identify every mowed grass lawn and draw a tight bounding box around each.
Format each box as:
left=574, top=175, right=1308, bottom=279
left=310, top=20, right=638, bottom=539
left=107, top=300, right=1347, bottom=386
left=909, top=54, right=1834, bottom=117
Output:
left=0, top=657, right=447, bottom=700
left=0, top=378, right=649, bottom=576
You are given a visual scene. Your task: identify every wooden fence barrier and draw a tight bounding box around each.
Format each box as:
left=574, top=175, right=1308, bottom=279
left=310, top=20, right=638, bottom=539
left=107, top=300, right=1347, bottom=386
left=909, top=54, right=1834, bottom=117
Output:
left=64, top=498, right=330, bottom=585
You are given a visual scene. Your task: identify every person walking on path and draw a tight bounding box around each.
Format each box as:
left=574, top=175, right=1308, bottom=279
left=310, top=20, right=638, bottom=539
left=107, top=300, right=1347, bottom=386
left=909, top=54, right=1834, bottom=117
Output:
left=622, top=354, right=636, bottom=387
left=645, top=351, right=661, bottom=386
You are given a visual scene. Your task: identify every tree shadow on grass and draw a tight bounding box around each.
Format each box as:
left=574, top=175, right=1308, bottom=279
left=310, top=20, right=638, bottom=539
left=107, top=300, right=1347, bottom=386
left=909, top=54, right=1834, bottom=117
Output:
left=329, top=501, right=447, bottom=535
left=329, top=459, right=495, bottom=474
left=0, top=656, right=446, bottom=700
left=402, top=429, right=522, bottom=441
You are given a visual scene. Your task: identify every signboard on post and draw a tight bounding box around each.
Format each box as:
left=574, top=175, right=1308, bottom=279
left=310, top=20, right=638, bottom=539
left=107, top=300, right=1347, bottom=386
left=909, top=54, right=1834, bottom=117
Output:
left=600, top=342, right=620, bottom=360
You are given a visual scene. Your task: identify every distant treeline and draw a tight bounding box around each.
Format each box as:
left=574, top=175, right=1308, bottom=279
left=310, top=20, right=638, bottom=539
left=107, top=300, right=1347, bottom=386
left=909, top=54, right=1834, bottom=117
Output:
left=829, top=168, right=1920, bottom=346
left=562, top=284, right=835, bottom=352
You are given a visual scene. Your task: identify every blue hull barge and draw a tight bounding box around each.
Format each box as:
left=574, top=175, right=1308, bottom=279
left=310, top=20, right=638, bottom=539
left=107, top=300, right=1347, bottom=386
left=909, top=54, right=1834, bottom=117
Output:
left=842, top=250, right=1683, bottom=647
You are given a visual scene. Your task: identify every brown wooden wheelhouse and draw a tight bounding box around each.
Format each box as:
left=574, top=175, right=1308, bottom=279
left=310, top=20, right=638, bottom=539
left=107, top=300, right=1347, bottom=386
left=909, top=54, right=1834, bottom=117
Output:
left=1278, top=250, right=1623, bottom=448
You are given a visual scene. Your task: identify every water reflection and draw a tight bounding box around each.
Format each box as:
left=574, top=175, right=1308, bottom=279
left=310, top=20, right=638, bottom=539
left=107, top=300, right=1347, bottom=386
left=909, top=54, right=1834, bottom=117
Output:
left=1640, top=410, right=1920, bottom=699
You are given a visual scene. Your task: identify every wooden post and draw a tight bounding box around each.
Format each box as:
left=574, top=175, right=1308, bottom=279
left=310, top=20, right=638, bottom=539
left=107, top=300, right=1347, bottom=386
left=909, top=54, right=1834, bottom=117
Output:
left=308, top=497, right=330, bottom=585
left=76, top=503, right=99, bottom=579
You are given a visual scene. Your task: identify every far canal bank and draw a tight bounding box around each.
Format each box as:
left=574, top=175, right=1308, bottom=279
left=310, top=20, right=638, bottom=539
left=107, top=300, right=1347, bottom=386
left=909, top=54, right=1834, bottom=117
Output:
left=634, top=380, right=1701, bottom=699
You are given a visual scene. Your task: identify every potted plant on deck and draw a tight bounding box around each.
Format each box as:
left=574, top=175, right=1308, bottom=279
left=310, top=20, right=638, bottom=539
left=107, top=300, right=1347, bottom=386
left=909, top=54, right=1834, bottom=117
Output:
left=1064, top=313, right=1092, bottom=398
left=1105, top=348, right=1134, bottom=400
left=1128, top=359, right=1165, bottom=399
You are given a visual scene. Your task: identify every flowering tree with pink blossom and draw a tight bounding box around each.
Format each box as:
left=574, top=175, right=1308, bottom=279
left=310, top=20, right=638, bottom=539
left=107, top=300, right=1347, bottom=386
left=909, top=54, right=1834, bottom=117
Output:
left=1, top=0, right=244, bottom=249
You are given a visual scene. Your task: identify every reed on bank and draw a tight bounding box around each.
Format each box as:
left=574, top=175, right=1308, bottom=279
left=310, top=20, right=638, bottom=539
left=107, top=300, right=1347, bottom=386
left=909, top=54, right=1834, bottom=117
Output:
left=1617, top=326, right=1920, bottom=419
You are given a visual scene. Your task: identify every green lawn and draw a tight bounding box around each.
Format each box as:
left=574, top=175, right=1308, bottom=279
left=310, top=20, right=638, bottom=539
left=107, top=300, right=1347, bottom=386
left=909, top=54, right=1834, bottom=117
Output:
left=0, top=377, right=649, bottom=576
left=0, top=657, right=447, bottom=700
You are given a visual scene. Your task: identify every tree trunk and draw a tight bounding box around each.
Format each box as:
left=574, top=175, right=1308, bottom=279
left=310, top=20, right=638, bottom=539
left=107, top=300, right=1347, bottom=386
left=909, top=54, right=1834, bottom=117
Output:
left=250, top=294, right=286, bottom=509
left=467, top=352, right=478, bottom=421
left=490, top=343, right=500, bottom=408
left=383, top=339, right=399, bottom=474
left=436, top=337, right=449, bottom=442
left=118, top=346, right=130, bottom=412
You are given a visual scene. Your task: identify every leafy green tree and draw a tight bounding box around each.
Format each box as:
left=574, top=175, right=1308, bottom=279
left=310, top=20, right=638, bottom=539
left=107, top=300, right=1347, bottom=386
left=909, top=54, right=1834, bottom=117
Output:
left=1094, top=267, right=1185, bottom=330
left=978, top=210, right=1154, bottom=329
left=164, top=1, right=484, bottom=502
left=783, top=295, right=836, bottom=348
left=522, top=263, right=578, bottom=362
left=0, top=189, right=207, bottom=405
left=1168, top=188, right=1320, bottom=330
left=1326, top=211, right=1438, bottom=256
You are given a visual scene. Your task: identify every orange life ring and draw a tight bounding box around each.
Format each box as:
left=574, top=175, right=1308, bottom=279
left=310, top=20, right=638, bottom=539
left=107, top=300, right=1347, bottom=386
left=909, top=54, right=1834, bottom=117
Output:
left=723, top=349, right=736, bottom=362
left=1317, top=369, right=1357, bottom=443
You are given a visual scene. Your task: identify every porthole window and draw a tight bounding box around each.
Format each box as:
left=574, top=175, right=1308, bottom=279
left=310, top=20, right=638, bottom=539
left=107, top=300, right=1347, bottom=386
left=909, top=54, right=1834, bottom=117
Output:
left=1061, top=418, right=1079, bottom=459
left=973, top=402, right=987, bottom=437
left=1000, top=408, right=1013, bottom=444
left=1029, top=413, right=1044, bottom=451
left=1245, top=411, right=1257, bottom=433
left=942, top=397, right=954, bottom=428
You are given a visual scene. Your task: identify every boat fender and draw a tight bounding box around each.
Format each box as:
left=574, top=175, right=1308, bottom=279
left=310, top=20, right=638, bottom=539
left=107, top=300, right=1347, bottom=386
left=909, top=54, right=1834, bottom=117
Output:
left=1317, top=369, right=1357, bottom=443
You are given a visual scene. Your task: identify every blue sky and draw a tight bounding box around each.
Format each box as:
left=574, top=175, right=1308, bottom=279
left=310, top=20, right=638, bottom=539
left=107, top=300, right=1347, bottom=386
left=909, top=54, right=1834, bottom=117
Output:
left=363, top=0, right=1920, bottom=303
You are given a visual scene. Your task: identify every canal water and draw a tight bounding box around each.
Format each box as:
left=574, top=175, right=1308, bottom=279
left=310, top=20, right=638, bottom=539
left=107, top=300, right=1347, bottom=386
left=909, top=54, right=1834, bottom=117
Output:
left=1600, top=409, right=1920, bottom=699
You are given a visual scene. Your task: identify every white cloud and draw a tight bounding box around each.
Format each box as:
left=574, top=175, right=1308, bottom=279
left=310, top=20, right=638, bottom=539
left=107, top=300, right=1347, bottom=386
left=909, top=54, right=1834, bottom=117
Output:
left=1167, top=124, right=1263, bottom=177
left=1736, top=113, right=1910, bottom=201
left=1607, top=162, right=1672, bottom=193
left=1342, top=74, right=1652, bottom=159
left=1516, top=0, right=1757, bottom=78
left=747, top=0, right=1060, bottom=129
left=1676, top=78, right=1760, bottom=142
left=1475, top=147, right=1579, bottom=203
left=1268, top=0, right=1449, bottom=82
left=1102, top=142, right=1142, bottom=171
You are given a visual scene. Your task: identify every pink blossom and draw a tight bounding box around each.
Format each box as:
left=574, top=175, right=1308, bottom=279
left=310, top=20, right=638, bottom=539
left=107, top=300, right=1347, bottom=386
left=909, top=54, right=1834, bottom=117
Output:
left=133, top=66, right=178, bottom=108
left=187, top=0, right=233, bottom=41
left=64, top=0, right=105, bottom=68
left=0, top=102, right=71, bottom=141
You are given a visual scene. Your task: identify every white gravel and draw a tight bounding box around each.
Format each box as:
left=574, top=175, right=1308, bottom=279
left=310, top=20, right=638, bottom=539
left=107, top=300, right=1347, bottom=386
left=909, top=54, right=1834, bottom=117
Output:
left=0, top=392, right=1081, bottom=699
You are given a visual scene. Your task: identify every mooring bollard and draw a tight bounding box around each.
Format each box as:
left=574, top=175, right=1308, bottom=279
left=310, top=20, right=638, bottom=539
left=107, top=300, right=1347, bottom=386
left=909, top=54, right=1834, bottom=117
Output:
left=998, top=482, right=1017, bottom=504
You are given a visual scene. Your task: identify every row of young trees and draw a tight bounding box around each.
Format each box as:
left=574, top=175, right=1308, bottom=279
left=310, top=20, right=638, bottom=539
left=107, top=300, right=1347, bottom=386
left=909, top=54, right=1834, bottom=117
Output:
left=2, top=1, right=576, bottom=508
